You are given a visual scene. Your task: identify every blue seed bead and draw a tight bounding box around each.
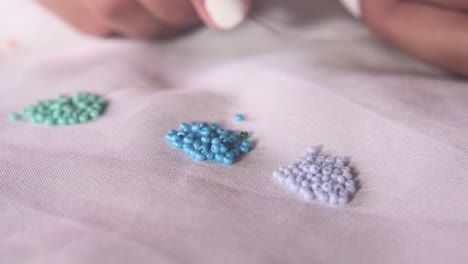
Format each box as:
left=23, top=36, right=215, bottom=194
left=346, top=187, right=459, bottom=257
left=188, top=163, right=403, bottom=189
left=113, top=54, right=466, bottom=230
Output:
left=179, top=123, right=190, bottom=132
left=206, top=152, right=215, bottom=160
left=215, top=153, right=225, bottom=162
left=193, top=140, right=202, bottom=149
left=223, top=157, right=234, bottom=165
left=201, top=136, right=211, bottom=144
left=199, top=145, right=209, bottom=153
left=191, top=123, right=200, bottom=132
left=234, top=114, right=245, bottom=122
left=241, top=140, right=252, bottom=148
left=220, top=145, right=228, bottom=153
left=210, top=123, right=219, bottom=129
left=183, top=137, right=194, bottom=144
left=226, top=151, right=236, bottom=159
left=210, top=145, right=219, bottom=154
left=211, top=138, right=221, bottom=145
left=240, top=145, right=250, bottom=154
left=200, top=127, right=211, bottom=136
left=172, top=140, right=183, bottom=149
left=195, top=153, right=207, bottom=161
left=200, top=122, right=209, bottom=128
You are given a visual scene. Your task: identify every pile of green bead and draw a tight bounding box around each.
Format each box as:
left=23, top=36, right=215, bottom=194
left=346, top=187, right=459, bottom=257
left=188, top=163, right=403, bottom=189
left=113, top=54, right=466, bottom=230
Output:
left=10, top=92, right=108, bottom=126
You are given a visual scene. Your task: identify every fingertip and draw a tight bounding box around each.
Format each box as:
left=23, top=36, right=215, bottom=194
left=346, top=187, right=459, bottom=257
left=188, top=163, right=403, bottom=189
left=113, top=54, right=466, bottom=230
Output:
left=192, top=0, right=251, bottom=30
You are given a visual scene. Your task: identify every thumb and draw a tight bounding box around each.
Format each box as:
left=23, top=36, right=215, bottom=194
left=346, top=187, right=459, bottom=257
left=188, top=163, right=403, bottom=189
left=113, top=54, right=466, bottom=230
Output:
left=191, top=0, right=251, bottom=30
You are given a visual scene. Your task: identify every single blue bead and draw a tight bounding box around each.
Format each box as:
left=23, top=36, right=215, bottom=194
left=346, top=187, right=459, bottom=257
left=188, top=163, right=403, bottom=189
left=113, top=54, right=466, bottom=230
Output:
left=220, top=145, right=228, bottom=153
left=215, top=153, right=225, bottom=162
left=195, top=153, right=207, bottom=161
left=200, top=127, right=211, bottom=136
left=165, top=134, right=173, bottom=142
left=233, top=148, right=240, bottom=156
left=223, top=157, right=234, bottom=165
left=216, top=128, right=224, bottom=134
left=193, top=140, right=202, bottom=149
left=241, top=140, right=252, bottom=148
left=240, top=145, right=250, bottom=154
left=211, top=145, right=220, bottom=153
left=169, top=134, right=180, bottom=142
left=206, top=152, right=215, bottom=160
left=226, top=151, right=235, bottom=159
left=183, top=137, right=193, bottom=144
left=199, top=145, right=209, bottom=153
left=210, top=123, right=219, bottom=129
left=234, top=114, right=245, bottom=122
left=200, top=122, right=209, bottom=128
left=168, top=129, right=177, bottom=135
left=191, top=123, right=200, bottom=132
left=172, top=140, right=183, bottom=149
left=201, top=136, right=211, bottom=144
left=211, top=138, right=221, bottom=145
left=179, top=123, right=190, bottom=132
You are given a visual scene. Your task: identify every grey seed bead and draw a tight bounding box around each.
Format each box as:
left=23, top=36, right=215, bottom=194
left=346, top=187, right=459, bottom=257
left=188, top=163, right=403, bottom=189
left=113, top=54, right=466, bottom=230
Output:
left=322, top=175, right=330, bottom=182
left=341, top=167, right=351, bottom=174
left=298, top=164, right=304, bottom=170
left=306, top=155, right=315, bottom=162
left=311, top=182, right=321, bottom=190
left=337, top=157, right=350, bottom=164
left=346, top=184, right=356, bottom=194
left=283, top=169, right=292, bottom=175
left=288, top=181, right=301, bottom=192
left=335, top=160, right=345, bottom=168
left=298, top=171, right=307, bottom=178
left=321, top=182, right=332, bottom=192
left=302, top=179, right=311, bottom=187
left=329, top=193, right=338, bottom=205
left=333, top=168, right=343, bottom=175
left=322, top=166, right=333, bottom=176
left=308, top=146, right=320, bottom=155
left=338, top=194, right=349, bottom=205
left=325, top=156, right=336, bottom=164
left=316, top=156, right=325, bottom=163
left=339, top=189, right=350, bottom=198
left=316, top=190, right=329, bottom=203
left=292, top=168, right=301, bottom=175
left=311, top=176, right=321, bottom=183
left=345, top=180, right=355, bottom=187
left=333, top=183, right=345, bottom=193
left=337, top=175, right=346, bottom=184
left=310, top=164, right=320, bottom=174
left=302, top=165, right=310, bottom=172
left=343, top=171, right=353, bottom=180
left=330, top=173, right=339, bottom=180
left=306, top=173, right=314, bottom=180
left=273, top=171, right=287, bottom=183
left=279, top=166, right=287, bottom=172
left=300, top=187, right=315, bottom=201
left=288, top=165, right=295, bottom=169
left=296, top=175, right=306, bottom=183
left=285, top=175, right=296, bottom=185
left=315, top=173, right=323, bottom=178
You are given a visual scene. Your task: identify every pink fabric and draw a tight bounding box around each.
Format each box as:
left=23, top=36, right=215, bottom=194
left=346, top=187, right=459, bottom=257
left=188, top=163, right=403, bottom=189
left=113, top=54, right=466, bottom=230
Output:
left=1, top=0, right=467, bottom=263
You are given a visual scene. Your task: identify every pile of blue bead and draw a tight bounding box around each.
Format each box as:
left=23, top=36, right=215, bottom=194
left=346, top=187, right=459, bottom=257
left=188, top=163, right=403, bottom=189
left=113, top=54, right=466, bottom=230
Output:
left=273, top=146, right=357, bottom=206
left=165, top=122, right=252, bottom=165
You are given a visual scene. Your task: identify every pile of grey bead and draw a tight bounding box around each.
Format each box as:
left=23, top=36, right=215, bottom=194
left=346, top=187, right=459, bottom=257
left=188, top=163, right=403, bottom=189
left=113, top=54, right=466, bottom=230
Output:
left=272, top=146, right=357, bottom=205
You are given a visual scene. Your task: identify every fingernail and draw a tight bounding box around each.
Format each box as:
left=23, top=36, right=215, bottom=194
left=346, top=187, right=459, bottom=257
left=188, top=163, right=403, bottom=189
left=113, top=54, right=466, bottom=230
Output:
left=204, top=0, right=247, bottom=29
left=339, top=0, right=362, bottom=18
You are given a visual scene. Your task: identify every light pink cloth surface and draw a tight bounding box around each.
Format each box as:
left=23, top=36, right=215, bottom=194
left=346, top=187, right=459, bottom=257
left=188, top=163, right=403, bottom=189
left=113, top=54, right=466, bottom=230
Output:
left=1, top=1, right=467, bottom=263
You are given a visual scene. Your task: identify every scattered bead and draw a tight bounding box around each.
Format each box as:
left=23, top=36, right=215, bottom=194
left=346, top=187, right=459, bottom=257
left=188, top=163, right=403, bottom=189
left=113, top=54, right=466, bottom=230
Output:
left=166, top=122, right=253, bottom=165
left=8, top=113, right=20, bottom=122
left=272, top=146, right=358, bottom=206
left=234, top=114, right=245, bottom=122
left=8, top=92, right=107, bottom=126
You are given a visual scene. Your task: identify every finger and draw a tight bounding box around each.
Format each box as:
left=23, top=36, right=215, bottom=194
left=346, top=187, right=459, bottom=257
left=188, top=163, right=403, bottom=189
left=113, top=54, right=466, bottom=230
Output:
left=422, top=0, right=468, bottom=11
left=138, top=0, right=200, bottom=28
left=362, top=0, right=468, bottom=76
left=37, top=0, right=112, bottom=37
left=191, top=0, right=251, bottom=30
left=82, top=0, right=173, bottom=39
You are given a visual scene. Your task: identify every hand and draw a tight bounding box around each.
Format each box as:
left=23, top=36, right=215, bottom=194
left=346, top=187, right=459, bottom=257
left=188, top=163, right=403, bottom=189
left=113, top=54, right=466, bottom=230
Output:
left=361, top=0, right=468, bottom=76
left=38, top=0, right=251, bottom=38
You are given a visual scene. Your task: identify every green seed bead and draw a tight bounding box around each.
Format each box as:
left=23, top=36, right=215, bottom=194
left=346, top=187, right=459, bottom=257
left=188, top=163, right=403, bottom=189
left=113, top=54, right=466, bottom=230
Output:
left=79, top=114, right=90, bottom=122
left=57, top=118, right=67, bottom=125
left=44, top=117, right=56, bottom=126
left=34, top=114, right=44, bottom=122
left=67, top=118, right=77, bottom=125
left=9, top=113, right=20, bottom=121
